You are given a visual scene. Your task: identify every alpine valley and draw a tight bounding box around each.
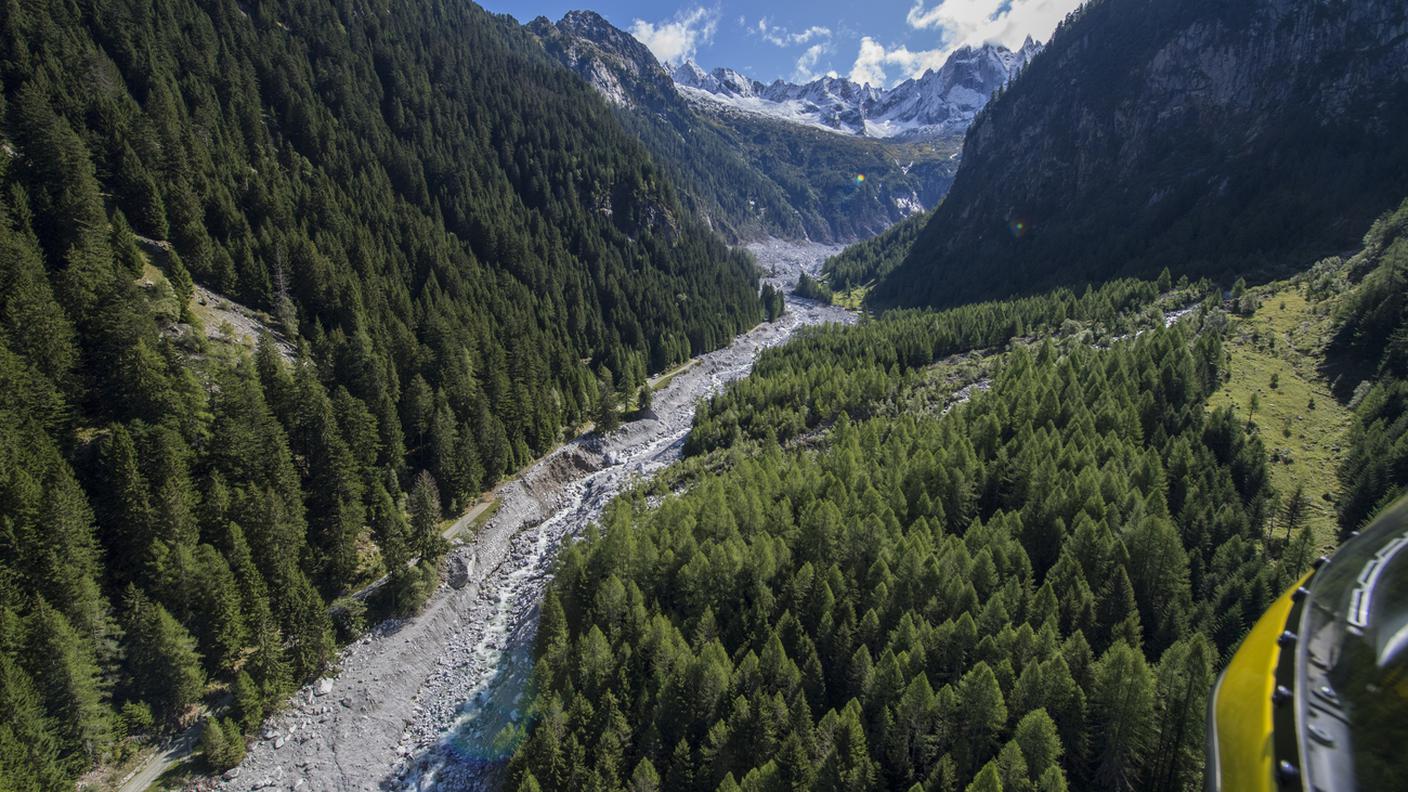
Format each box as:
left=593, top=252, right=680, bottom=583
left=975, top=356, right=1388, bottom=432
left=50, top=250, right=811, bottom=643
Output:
left=4, top=1, right=1408, bottom=792
left=528, top=11, right=1037, bottom=243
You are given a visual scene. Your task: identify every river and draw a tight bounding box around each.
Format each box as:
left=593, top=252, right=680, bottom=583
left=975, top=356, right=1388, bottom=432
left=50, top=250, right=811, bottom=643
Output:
left=223, top=240, right=854, bottom=792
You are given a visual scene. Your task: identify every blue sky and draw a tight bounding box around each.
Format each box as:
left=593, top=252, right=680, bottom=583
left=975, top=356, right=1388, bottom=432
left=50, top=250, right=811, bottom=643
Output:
left=481, top=0, right=1083, bottom=86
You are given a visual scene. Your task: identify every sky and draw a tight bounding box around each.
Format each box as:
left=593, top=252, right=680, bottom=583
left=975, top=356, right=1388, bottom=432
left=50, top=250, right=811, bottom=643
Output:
left=480, top=0, right=1083, bottom=87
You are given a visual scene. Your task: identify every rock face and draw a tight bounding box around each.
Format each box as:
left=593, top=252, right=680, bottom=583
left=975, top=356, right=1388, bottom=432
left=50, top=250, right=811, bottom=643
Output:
left=527, top=11, right=962, bottom=243
left=873, top=0, right=1408, bottom=308
left=671, top=39, right=1040, bottom=139
left=529, top=10, right=674, bottom=109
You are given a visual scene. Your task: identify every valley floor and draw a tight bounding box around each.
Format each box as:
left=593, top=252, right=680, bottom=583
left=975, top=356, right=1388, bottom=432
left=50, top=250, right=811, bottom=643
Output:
left=215, top=241, right=851, bottom=792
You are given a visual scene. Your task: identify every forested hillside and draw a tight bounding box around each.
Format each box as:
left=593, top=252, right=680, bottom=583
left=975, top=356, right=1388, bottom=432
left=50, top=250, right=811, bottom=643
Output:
left=871, top=0, right=1408, bottom=308
left=1330, top=197, right=1408, bottom=535
left=0, top=0, right=764, bottom=785
left=508, top=290, right=1314, bottom=790
left=822, top=209, right=932, bottom=291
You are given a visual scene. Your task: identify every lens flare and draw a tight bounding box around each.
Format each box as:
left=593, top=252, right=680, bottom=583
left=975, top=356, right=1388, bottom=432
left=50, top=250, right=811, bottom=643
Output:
left=1008, top=218, right=1028, bottom=238
left=854, top=173, right=866, bottom=185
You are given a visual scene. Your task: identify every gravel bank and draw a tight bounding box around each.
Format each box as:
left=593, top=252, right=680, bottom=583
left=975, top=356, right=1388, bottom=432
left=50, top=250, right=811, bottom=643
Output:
left=221, top=241, right=852, bottom=792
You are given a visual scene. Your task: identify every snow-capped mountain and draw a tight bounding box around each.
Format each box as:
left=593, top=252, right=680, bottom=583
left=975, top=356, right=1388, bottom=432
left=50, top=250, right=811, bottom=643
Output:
left=672, top=37, right=1042, bottom=139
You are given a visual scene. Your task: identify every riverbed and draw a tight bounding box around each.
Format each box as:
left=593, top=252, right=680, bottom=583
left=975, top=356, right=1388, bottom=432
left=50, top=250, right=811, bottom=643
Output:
left=222, top=240, right=853, bottom=792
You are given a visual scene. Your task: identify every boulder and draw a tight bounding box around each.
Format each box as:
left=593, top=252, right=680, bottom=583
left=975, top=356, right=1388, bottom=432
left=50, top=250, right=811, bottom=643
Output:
left=447, top=555, right=471, bottom=589
left=315, top=678, right=333, bottom=697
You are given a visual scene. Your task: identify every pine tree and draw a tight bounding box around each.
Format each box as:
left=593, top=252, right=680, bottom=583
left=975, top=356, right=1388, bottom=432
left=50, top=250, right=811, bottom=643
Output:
left=628, top=758, right=661, bottom=792
left=995, top=739, right=1032, bottom=792
left=966, top=761, right=1004, bottom=792
left=0, top=214, right=78, bottom=388
left=190, top=544, right=248, bottom=677
left=200, top=716, right=230, bottom=770
left=96, top=425, right=156, bottom=587
left=955, top=662, right=1007, bottom=775
left=122, top=588, right=205, bottom=726
left=231, top=670, right=264, bottom=734
left=818, top=702, right=876, bottom=792
left=1147, top=636, right=1214, bottom=792
left=409, top=470, right=443, bottom=561
left=1013, top=709, right=1062, bottom=780
left=23, top=597, right=109, bottom=761
left=0, top=654, right=69, bottom=790
left=1088, top=642, right=1155, bottom=792
left=1283, top=484, right=1307, bottom=540
left=596, top=379, right=621, bottom=434
left=1035, top=765, right=1068, bottom=792
left=279, top=572, right=335, bottom=681
left=222, top=717, right=247, bottom=765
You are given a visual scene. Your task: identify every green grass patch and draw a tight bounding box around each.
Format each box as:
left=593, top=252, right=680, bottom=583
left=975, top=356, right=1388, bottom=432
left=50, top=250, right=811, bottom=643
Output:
left=831, top=284, right=870, bottom=311
left=1209, top=285, right=1350, bottom=550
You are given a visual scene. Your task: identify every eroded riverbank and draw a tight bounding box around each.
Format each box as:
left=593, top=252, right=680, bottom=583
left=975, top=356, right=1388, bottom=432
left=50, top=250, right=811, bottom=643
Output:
left=222, top=241, right=852, bottom=792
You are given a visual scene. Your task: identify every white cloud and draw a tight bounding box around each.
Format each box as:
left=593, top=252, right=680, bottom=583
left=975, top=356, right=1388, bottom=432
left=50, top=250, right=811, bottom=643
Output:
left=754, top=18, right=833, bottom=48
left=848, top=0, right=1078, bottom=87
left=793, top=43, right=829, bottom=82
left=630, top=6, right=720, bottom=66
left=906, top=0, right=1080, bottom=52
left=848, top=36, right=949, bottom=87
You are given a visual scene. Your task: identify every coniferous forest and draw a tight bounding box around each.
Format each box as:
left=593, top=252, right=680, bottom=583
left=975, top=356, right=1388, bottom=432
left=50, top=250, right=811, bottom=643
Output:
left=509, top=303, right=1306, bottom=792
left=0, top=0, right=764, bottom=785
left=504, top=193, right=1408, bottom=790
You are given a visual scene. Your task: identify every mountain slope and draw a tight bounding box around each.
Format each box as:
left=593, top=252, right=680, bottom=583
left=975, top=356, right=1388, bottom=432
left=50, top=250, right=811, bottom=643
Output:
left=529, top=11, right=960, bottom=243
left=0, top=0, right=762, bottom=785
left=872, top=0, right=1408, bottom=308
left=527, top=11, right=809, bottom=241
left=822, top=208, right=933, bottom=291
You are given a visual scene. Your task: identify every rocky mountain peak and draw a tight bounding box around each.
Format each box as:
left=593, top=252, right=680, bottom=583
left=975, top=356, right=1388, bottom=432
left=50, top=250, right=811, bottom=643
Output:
left=672, top=40, right=1041, bottom=139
